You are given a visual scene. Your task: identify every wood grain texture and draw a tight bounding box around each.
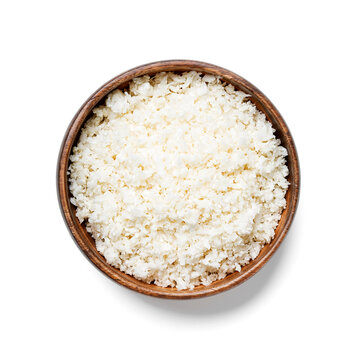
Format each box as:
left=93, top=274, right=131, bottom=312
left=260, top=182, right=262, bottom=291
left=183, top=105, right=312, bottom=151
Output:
left=57, top=60, right=300, bottom=299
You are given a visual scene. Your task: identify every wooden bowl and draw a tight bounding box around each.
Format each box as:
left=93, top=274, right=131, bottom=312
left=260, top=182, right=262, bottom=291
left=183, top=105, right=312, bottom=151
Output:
left=57, top=60, right=300, bottom=299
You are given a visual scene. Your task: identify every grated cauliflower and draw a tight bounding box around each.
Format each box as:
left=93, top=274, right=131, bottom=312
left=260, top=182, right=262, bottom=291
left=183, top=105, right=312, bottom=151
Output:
left=69, top=71, right=289, bottom=290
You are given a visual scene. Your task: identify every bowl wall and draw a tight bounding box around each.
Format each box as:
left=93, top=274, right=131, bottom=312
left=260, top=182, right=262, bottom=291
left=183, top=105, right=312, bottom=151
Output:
left=57, top=60, right=300, bottom=299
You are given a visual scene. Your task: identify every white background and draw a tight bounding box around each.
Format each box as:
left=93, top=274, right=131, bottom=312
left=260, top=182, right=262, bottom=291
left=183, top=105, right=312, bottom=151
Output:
left=1, top=1, right=359, bottom=359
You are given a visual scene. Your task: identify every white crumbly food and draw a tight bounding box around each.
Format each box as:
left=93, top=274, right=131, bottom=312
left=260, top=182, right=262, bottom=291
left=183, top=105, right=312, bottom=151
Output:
left=69, top=71, right=289, bottom=290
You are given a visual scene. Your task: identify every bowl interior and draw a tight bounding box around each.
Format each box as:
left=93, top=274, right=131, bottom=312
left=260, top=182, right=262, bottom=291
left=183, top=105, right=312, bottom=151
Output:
left=58, top=60, right=299, bottom=299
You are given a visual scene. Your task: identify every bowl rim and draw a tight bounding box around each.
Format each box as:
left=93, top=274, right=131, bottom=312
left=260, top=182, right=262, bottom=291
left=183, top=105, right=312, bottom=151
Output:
left=57, top=59, right=300, bottom=299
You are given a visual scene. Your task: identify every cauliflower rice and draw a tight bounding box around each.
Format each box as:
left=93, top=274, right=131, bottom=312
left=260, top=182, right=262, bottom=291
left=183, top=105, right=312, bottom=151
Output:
left=69, top=71, right=289, bottom=290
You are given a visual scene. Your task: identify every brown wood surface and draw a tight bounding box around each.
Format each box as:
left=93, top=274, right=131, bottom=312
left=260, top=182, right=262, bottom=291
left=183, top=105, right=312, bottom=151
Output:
left=57, top=60, right=300, bottom=299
